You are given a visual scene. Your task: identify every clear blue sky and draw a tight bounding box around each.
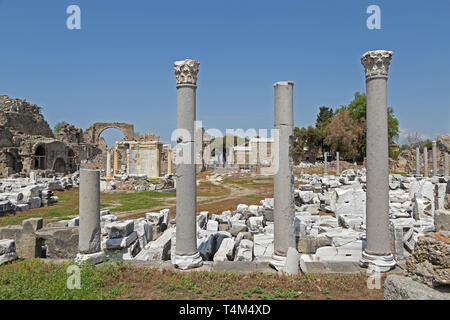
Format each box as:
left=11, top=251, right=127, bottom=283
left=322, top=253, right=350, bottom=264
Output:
left=0, top=0, right=449, bottom=147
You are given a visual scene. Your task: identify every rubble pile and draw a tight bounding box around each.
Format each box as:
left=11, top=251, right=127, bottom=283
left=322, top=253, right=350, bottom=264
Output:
left=100, top=174, right=175, bottom=192
left=0, top=173, right=79, bottom=215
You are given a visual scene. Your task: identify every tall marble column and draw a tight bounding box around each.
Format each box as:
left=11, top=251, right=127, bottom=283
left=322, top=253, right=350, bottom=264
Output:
left=444, top=152, right=449, bottom=177
left=78, top=169, right=101, bottom=254
left=324, top=152, right=328, bottom=175
left=432, top=141, right=437, bottom=176
left=359, top=50, right=396, bottom=272
left=167, top=147, right=173, bottom=174
left=173, top=59, right=202, bottom=270
left=416, top=147, right=420, bottom=176
left=273, top=81, right=296, bottom=260
left=106, top=151, right=111, bottom=178
left=113, top=148, right=118, bottom=174
left=424, top=147, right=428, bottom=177
left=336, top=152, right=340, bottom=176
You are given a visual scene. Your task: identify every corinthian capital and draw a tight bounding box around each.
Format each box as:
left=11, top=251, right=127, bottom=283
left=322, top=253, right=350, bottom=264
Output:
left=174, top=59, right=200, bottom=86
left=361, top=50, right=393, bottom=80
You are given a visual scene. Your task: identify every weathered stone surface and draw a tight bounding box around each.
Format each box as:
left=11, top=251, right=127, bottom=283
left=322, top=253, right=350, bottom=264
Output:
left=35, top=227, right=79, bottom=259
left=0, top=252, right=18, bottom=265
left=206, top=220, right=219, bottom=232
left=434, top=210, right=450, bottom=234
left=105, top=220, right=134, bottom=239
left=297, top=235, right=332, bottom=254
left=405, top=235, right=449, bottom=287
left=234, top=239, right=254, bottom=262
left=285, top=247, right=299, bottom=275
left=134, top=228, right=173, bottom=261
left=198, top=232, right=230, bottom=261
left=384, top=275, right=450, bottom=300
left=437, top=134, right=450, bottom=153
left=0, top=239, right=15, bottom=255
left=22, top=218, right=43, bottom=233
left=213, top=237, right=235, bottom=262
left=105, top=231, right=138, bottom=249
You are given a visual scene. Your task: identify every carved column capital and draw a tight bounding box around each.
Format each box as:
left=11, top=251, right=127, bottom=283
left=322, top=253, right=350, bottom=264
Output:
left=361, top=50, right=393, bottom=80
left=174, top=59, right=200, bottom=86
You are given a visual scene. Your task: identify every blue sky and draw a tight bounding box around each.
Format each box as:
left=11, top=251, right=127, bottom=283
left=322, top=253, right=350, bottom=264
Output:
left=0, top=0, right=449, bottom=147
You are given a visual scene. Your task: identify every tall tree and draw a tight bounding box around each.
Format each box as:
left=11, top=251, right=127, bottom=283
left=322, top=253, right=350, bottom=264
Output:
left=325, top=111, right=366, bottom=161
left=315, top=106, right=334, bottom=152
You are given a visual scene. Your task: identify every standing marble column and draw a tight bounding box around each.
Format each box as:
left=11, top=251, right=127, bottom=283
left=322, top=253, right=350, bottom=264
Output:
left=336, top=152, right=340, bottom=176
left=360, top=50, right=396, bottom=272
left=273, top=81, right=296, bottom=260
left=78, top=169, right=101, bottom=254
left=113, top=148, right=119, bottom=174
left=432, top=141, right=437, bottom=176
left=424, top=147, right=428, bottom=177
left=444, top=152, right=449, bottom=177
left=167, top=147, right=173, bottom=174
left=106, top=151, right=111, bottom=178
left=415, top=147, right=420, bottom=176
left=126, top=149, right=130, bottom=175
left=173, top=59, right=202, bottom=270
left=324, top=152, right=328, bottom=175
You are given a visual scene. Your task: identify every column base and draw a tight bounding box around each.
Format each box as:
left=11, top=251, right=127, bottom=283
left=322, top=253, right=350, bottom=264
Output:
left=269, top=254, right=286, bottom=271
left=173, top=252, right=203, bottom=270
left=360, top=250, right=396, bottom=272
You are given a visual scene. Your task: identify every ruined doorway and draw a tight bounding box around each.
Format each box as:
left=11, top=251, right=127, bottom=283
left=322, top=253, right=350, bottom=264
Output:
left=53, top=158, right=66, bottom=173
left=67, top=148, right=76, bottom=171
left=34, top=145, right=46, bottom=170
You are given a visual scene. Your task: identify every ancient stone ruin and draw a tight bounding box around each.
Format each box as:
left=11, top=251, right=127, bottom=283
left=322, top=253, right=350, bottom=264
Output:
left=1, top=52, right=449, bottom=300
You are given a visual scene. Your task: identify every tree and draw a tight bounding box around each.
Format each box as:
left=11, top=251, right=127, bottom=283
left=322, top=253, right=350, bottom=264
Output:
left=54, top=121, right=68, bottom=135
left=325, top=111, right=366, bottom=161
left=315, top=106, right=334, bottom=152
left=345, top=92, right=399, bottom=144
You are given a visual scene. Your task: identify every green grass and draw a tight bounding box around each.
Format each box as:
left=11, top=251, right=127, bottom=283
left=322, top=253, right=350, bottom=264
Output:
left=103, top=191, right=175, bottom=213
left=0, top=189, right=176, bottom=228
left=0, top=259, right=383, bottom=300
left=390, top=171, right=407, bottom=176
left=0, top=259, right=126, bottom=300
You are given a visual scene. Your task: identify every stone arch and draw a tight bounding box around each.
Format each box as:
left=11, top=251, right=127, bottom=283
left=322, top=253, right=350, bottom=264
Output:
left=53, top=158, right=66, bottom=173
left=84, top=122, right=135, bottom=145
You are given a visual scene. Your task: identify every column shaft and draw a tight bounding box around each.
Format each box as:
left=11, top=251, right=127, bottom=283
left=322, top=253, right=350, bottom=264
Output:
left=173, top=59, right=202, bottom=270
left=273, top=81, right=295, bottom=257
left=176, top=85, right=197, bottom=256
left=424, top=147, right=428, bottom=177
left=416, top=147, right=420, bottom=176
left=360, top=50, right=395, bottom=272
left=78, top=169, right=101, bottom=254
left=432, top=141, right=437, bottom=176
left=336, top=152, right=340, bottom=176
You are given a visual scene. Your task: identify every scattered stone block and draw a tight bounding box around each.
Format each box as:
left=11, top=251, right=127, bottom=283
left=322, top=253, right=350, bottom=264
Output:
left=35, top=227, right=79, bottom=259
left=134, top=228, right=173, bottom=261
left=105, top=231, right=138, bottom=249
left=434, top=210, right=450, bottom=234
left=234, top=239, right=253, bottom=262
left=105, top=220, right=134, bottom=239
left=206, top=220, right=219, bottom=232
left=213, top=237, right=235, bottom=262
